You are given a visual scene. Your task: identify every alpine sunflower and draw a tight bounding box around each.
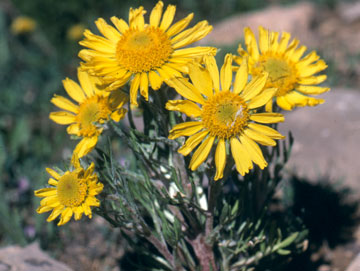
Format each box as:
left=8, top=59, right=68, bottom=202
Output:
left=79, top=1, right=216, bottom=106
left=235, top=26, right=329, bottom=111
left=166, top=54, right=285, bottom=180
left=35, top=159, right=103, bottom=226
left=50, top=68, right=128, bottom=159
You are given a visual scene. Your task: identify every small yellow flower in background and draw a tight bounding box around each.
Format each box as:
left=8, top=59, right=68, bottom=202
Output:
left=166, top=54, right=285, bottom=180
left=35, top=159, right=103, bottom=226
left=50, top=68, right=128, bottom=159
left=79, top=1, right=216, bottom=106
left=67, top=23, right=86, bottom=41
left=235, top=26, right=329, bottom=111
left=11, top=16, right=36, bottom=35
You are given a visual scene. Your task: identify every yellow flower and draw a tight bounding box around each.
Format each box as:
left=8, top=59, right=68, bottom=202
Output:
left=11, top=16, right=36, bottom=35
left=79, top=1, right=216, bottom=106
left=235, top=26, right=329, bottom=111
left=67, top=23, right=86, bottom=41
left=35, top=159, right=103, bottom=226
left=166, top=55, right=285, bottom=180
left=50, top=68, right=128, bottom=159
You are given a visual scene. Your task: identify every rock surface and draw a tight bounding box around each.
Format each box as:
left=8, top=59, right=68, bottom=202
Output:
left=278, top=88, right=360, bottom=191
left=346, top=251, right=360, bottom=271
left=0, top=243, right=72, bottom=271
left=201, top=2, right=316, bottom=47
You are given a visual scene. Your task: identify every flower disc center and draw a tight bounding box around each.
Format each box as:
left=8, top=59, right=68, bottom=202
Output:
left=116, top=26, right=173, bottom=73
left=202, top=91, right=249, bottom=139
left=57, top=172, right=87, bottom=207
left=76, top=96, right=111, bottom=137
left=254, top=56, right=297, bottom=96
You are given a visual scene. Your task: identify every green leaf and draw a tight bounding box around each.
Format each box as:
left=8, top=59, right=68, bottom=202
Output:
left=273, top=232, right=299, bottom=251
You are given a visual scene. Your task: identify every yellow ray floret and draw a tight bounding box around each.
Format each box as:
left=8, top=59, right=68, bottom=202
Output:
left=234, top=26, right=329, bottom=111
left=50, top=68, right=128, bottom=159
left=79, top=1, right=216, bottom=106
left=166, top=54, right=285, bottom=180
left=35, top=159, right=103, bottom=226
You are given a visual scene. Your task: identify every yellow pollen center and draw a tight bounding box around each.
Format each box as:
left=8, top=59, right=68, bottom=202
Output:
left=76, top=96, right=111, bottom=137
left=57, top=172, right=87, bottom=207
left=254, top=55, right=297, bottom=96
left=116, top=26, right=173, bottom=73
left=202, top=91, right=249, bottom=139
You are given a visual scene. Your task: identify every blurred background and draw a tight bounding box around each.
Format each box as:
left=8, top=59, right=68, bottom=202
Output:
left=1, top=0, right=360, bottom=270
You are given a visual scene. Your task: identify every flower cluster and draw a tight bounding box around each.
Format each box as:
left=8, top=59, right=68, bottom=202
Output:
left=35, top=1, right=329, bottom=226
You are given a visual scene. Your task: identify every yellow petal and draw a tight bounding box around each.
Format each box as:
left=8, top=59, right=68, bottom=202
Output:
left=129, top=7, right=146, bottom=30
left=62, top=78, right=86, bottom=103
left=188, top=62, right=213, bottom=98
left=150, top=1, right=164, bottom=27
left=171, top=21, right=212, bottom=49
left=230, top=136, right=253, bottom=176
left=278, top=32, right=291, bottom=53
left=166, top=100, right=202, bottom=118
left=95, top=18, right=121, bottom=42
left=74, top=206, right=84, bottom=220
left=244, top=27, right=259, bottom=60
left=220, top=54, right=233, bottom=91
left=282, top=91, right=324, bottom=110
left=37, top=205, right=54, bottom=214
left=241, top=73, right=268, bottom=101
left=259, top=26, right=270, bottom=54
left=159, top=4, right=176, bottom=32
left=240, top=134, right=267, bottom=169
left=276, top=96, right=293, bottom=111
left=78, top=69, right=94, bottom=97
left=58, top=207, right=73, bottom=226
left=34, top=187, right=57, bottom=198
left=48, top=178, right=58, bottom=186
left=189, top=135, right=215, bottom=171
left=169, top=121, right=204, bottom=139
left=49, top=111, right=76, bottom=125
left=166, top=77, right=205, bottom=105
left=51, top=95, right=78, bottom=113
left=130, top=73, right=141, bottom=106
left=298, top=60, right=328, bottom=78
left=149, top=71, right=163, bottom=90
left=46, top=206, right=64, bottom=220
left=244, top=128, right=276, bottom=146
left=73, top=136, right=98, bottom=158
left=248, top=123, right=284, bottom=140
left=67, top=124, right=80, bottom=135
left=46, top=168, right=61, bottom=180
left=110, top=16, right=129, bottom=34
left=166, top=13, right=193, bottom=37
left=111, top=108, right=127, bottom=122
left=140, top=72, right=149, bottom=101
left=214, top=139, right=226, bottom=180
left=172, top=47, right=217, bottom=59
left=204, top=55, right=220, bottom=92
left=178, top=130, right=209, bottom=156
left=296, top=85, right=330, bottom=95
left=249, top=112, right=284, bottom=123
left=298, top=75, right=327, bottom=85
left=233, top=57, right=248, bottom=95
left=247, top=88, right=277, bottom=109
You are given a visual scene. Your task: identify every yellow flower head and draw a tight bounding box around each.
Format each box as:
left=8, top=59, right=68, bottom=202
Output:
left=166, top=54, right=285, bottom=180
left=11, top=16, right=36, bottom=35
left=235, top=26, right=329, bottom=111
left=35, top=159, right=103, bottom=226
left=79, top=1, right=216, bottom=106
left=50, top=68, right=128, bottom=159
left=67, top=23, right=86, bottom=41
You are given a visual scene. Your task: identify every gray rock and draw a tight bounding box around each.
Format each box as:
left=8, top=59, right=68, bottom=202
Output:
left=278, top=89, right=360, bottom=191
left=200, top=2, right=316, bottom=47
left=0, top=243, right=72, bottom=271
